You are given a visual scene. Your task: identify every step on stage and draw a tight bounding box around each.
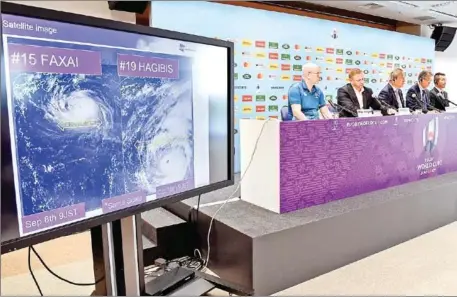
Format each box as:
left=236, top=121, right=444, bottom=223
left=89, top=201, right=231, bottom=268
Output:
left=167, top=173, right=457, bottom=295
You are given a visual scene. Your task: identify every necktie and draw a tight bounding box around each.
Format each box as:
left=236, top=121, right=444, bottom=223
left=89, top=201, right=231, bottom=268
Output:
left=422, top=90, right=428, bottom=109
left=396, top=89, right=403, bottom=108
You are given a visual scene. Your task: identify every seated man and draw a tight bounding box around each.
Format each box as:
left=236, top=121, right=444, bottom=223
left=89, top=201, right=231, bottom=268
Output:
left=378, top=68, right=406, bottom=110
left=337, top=68, right=393, bottom=117
left=429, top=72, right=449, bottom=111
left=287, top=63, right=333, bottom=120
left=406, top=70, right=434, bottom=113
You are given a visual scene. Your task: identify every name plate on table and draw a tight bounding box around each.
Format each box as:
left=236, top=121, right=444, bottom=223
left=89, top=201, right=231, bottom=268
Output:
left=445, top=106, right=457, bottom=113
left=372, top=110, right=382, bottom=117
left=279, top=114, right=457, bottom=213
left=398, top=108, right=411, bottom=115
left=357, top=109, right=374, bottom=117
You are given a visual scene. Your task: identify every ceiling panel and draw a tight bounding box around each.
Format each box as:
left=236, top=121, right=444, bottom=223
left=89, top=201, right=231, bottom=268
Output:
left=303, top=1, right=457, bottom=25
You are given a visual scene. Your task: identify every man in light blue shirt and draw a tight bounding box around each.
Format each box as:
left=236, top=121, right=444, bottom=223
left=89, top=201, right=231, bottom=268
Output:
left=287, top=63, right=333, bottom=120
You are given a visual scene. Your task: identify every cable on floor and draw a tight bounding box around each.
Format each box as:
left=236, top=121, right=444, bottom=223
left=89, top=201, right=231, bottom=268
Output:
left=28, top=245, right=106, bottom=295
left=203, top=118, right=272, bottom=270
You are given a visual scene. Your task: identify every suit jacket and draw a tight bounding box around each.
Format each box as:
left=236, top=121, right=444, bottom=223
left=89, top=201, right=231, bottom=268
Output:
left=406, top=83, right=432, bottom=113
left=378, top=84, right=405, bottom=110
left=336, top=84, right=385, bottom=118
left=429, top=87, right=449, bottom=111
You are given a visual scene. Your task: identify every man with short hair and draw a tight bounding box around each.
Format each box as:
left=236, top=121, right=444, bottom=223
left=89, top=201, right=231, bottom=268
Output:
left=287, top=63, right=333, bottom=120
left=378, top=68, right=406, bottom=110
left=406, top=70, right=434, bottom=113
left=429, top=72, right=449, bottom=111
left=337, top=68, right=393, bottom=117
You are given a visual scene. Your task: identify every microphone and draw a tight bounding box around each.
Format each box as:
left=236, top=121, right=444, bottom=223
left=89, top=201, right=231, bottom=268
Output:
left=372, top=94, right=397, bottom=112
left=443, top=98, right=457, bottom=107
left=412, top=93, right=441, bottom=113
left=327, top=99, right=358, bottom=117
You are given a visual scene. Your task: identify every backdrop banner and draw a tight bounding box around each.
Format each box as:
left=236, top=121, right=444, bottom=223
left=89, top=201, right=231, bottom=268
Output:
left=151, top=1, right=436, bottom=172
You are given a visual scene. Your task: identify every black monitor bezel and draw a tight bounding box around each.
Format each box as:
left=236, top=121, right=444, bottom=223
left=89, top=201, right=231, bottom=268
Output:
left=1, top=2, right=234, bottom=253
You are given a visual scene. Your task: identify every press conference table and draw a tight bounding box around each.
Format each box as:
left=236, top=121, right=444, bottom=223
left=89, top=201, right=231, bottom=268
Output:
left=240, top=111, right=457, bottom=214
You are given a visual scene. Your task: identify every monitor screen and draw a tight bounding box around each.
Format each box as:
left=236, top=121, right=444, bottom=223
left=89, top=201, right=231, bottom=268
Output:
left=1, top=3, right=234, bottom=251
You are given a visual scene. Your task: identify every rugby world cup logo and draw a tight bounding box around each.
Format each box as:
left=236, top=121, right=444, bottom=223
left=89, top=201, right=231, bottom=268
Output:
left=423, top=117, right=439, bottom=154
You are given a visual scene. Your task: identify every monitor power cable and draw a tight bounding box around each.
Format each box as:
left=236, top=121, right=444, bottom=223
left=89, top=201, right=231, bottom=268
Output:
left=202, top=118, right=272, bottom=270
left=28, top=245, right=105, bottom=296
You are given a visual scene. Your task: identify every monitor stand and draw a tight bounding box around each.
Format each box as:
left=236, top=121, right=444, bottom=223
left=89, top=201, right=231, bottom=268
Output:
left=101, top=214, right=253, bottom=296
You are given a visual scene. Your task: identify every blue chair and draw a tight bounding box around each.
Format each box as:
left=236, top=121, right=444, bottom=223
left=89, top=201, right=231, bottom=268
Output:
left=281, top=106, right=292, bottom=121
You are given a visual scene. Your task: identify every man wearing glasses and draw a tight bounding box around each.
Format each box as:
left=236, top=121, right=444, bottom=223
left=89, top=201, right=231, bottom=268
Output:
left=406, top=70, right=435, bottom=113
left=337, top=68, right=392, bottom=117
left=287, top=63, right=333, bottom=120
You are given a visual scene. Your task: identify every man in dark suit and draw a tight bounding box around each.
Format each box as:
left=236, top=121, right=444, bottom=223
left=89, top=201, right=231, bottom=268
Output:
left=378, top=68, right=406, bottom=110
left=429, top=72, right=449, bottom=111
left=337, top=68, right=393, bottom=117
left=406, top=70, right=436, bottom=113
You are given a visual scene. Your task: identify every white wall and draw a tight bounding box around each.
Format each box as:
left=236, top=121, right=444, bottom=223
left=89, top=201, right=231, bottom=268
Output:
left=422, top=24, right=457, bottom=101
left=6, top=1, right=136, bottom=23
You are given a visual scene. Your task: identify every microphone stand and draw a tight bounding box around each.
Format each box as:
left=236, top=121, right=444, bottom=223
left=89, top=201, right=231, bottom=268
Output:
left=327, top=100, right=358, bottom=117
left=412, top=95, right=442, bottom=113
left=372, top=95, right=397, bottom=115
left=445, top=98, right=457, bottom=107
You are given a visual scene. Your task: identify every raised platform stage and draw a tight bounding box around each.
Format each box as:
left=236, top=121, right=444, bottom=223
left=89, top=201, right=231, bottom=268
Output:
left=166, top=173, right=457, bottom=295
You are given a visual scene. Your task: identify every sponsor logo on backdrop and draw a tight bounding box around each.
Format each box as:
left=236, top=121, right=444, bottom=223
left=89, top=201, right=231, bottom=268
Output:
left=242, top=106, right=253, bottom=113
left=269, top=95, right=278, bottom=101
left=379, top=53, right=386, bottom=59
left=234, top=73, right=238, bottom=80
left=242, top=40, right=252, bottom=46
left=294, top=55, right=302, bottom=61
left=281, top=54, right=291, bottom=60
left=293, top=75, right=302, bottom=81
left=269, top=105, right=279, bottom=112
left=271, top=86, right=285, bottom=90
left=281, top=75, right=291, bottom=81
left=336, top=49, right=344, bottom=55
left=304, top=46, right=312, bottom=52
left=345, top=59, right=353, bottom=65
left=243, top=74, right=252, bottom=79
left=269, top=42, right=279, bottom=49
left=242, top=51, right=251, bottom=56
left=269, top=63, right=279, bottom=70
left=243, top=62, right=250, bottom=68
left=256, top=116, right=266, bottom=120
left=255, top=41, right=266, bottom=48
left=269, top=115, right=279, bottom=119
left=256, top=105, right=266, bottom=112
left=269, top=75, right=277, bottom=80
left=235, top=86, right=247, bottom=90
left=255, top=63, right=265, bottom=68
left=256, top=95, right=266, bottom=102
left=355, top=60, right=361, bottom=65
left=346, top=50, right=353, bottom=55
left=371, top=53, right=379, bottom=58
left=257, top=73, right=264, bottom=79
left=234, top=95, right=238, bottom=102
left=293, top=64, right=302, bottom=71
left=294, top=44, right=300, bottom=50
left=242, top=95, right=253, bottom=102
left=281, top=64, right=291, bottom=71
left=326, top=57, right=334, bottom=64
left=282, top=95, right=288, bottom=100
left=282, top=44, right=290, bottom=49
left=256, top=52, right=266, bottom=58
left=336, top=58, right=343, bottom=64
left=326, top=48, right=335, bottom=54
left=269, top=52, right=279, bottom=60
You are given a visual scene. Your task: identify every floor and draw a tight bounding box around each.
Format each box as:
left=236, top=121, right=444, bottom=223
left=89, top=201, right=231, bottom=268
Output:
left=2, top=222, right=457, bottom=296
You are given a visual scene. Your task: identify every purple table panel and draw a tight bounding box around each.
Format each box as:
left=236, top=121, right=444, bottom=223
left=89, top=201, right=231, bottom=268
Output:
left=279, top=114, right=457, bottom=213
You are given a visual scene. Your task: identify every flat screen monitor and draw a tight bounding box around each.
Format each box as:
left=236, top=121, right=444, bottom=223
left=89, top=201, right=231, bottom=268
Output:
left=1, top=3, right=234, bottom=252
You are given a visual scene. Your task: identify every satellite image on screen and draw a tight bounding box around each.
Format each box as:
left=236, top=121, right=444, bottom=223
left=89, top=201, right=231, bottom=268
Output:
left=6, top=37, right=194, bottom=221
